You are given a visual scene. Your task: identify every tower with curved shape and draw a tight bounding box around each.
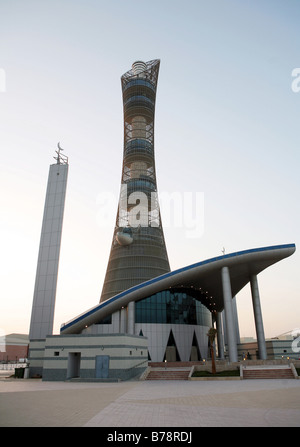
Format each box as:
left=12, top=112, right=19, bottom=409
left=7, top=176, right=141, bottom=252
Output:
left=100, top=60, right=170, bottom=302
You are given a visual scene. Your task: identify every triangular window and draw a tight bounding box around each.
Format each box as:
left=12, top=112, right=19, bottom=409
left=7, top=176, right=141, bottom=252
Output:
left=189, top=331, right=202, bottom=361
left=163, top=330, right=181, bottom=362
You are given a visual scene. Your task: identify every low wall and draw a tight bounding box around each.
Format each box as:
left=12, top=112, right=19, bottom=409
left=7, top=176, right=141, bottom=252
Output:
left=189, top=358, right=300, bottom=380
left=30, top=333, right=148, bottom=381
left=192, top=358, right=298, bottom=371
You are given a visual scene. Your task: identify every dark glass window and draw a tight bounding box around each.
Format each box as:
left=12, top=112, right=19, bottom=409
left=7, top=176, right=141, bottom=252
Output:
left=123, top=79, right=155, bottom=92
left=135, top=288, right=211, bottom=326
left=96, top=315, right=112, bottom=324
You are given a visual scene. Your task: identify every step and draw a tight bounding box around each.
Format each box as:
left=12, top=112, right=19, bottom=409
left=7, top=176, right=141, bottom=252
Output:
left=146, top=369, right=190, bottom=380
left=149, top=362, right=203, bottom=368
left=67, top=377, right=121, bottom=383
left=243, top=367, right=295, bottom=379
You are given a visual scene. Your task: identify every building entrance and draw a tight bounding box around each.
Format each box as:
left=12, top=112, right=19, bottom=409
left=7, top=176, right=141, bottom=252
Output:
left=67, top=352, right=81, bottom=379
left=95, top=355, right=110, bottom=378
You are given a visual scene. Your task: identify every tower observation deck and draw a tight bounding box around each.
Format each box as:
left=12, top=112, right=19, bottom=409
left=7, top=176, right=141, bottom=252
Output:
left=100, top=59, right=170, bottom=302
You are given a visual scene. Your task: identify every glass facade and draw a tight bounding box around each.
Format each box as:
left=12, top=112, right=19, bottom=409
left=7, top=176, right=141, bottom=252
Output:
left=135, top=288, right=212, bottom=326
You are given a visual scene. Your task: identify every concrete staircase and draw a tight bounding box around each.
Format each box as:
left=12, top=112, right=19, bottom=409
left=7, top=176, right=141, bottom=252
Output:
left=146, top=368, right=191, bottom=380
left=242, top=365, right=295, bottom=380
left=145, top=362, right=204, bottom=380
left=144, top=362, right=298, bottom=381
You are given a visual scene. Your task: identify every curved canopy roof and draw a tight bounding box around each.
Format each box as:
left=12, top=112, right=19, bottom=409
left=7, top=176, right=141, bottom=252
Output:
left=60, top=243, right=295, bottom=335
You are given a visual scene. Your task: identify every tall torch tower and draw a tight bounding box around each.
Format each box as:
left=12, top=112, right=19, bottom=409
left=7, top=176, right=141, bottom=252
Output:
left=100, top=60, right=170, bottom=302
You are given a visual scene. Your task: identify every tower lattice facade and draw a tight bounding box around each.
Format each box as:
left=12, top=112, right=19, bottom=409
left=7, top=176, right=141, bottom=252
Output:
left=100, top=59, right=170, bottom=302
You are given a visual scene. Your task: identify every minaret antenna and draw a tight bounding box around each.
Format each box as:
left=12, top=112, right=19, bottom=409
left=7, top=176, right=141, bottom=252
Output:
left=54, top=142, right=68, bottom=165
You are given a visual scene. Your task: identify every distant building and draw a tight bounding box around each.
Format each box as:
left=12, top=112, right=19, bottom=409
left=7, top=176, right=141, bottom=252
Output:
left=238, top=338, right=300, bottom=361
left=240, top=337, right=256, bottom=343
left=0, top=334, right=29, bottom=362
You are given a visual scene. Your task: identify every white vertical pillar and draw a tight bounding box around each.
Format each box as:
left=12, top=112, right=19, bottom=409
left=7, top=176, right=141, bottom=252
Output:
left=221, top=266, right=238, bottom=362
left=112, top=311, right=120, bottom=332
left=222, top=311, right=227, bottom=346
left=127, top=301, right=135, bottom=334
left=216, top=312, right=225, bottom=359
left=120, top=307, right=127, bottom=333
left=232, top=296, right=241, bottom=344
left=29, top=161, right=68, bottom=340
left=250, top=274, right=267, bottom=360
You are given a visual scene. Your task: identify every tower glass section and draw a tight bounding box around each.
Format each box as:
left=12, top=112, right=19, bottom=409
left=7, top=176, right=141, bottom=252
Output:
left=100, top=60, right=170, bottom=302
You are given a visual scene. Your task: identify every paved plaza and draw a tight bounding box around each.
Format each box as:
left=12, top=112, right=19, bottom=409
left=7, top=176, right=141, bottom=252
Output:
left=1, top=371, right=300, bottom=427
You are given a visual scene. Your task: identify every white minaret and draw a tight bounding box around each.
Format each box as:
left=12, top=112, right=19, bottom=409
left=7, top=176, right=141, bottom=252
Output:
left=29, top=144, right=68, bottom=340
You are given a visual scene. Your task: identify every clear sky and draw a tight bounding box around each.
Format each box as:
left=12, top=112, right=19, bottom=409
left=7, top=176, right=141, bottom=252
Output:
left=1, top=0, right=299, bottom=339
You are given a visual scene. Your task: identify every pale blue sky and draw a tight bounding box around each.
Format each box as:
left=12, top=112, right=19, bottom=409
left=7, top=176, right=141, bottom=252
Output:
left=0, top=0, right=299, bottom=339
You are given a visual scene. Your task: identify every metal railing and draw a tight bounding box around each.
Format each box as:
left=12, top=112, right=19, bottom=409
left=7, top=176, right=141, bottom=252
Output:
left=0, top=362, right=27, bottom=370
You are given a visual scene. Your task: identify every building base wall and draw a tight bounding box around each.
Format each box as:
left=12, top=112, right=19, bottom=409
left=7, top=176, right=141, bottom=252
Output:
left=83, top=319, right=210, bottom=362
left=28, top=339, right=46, bottom=377
left=30, top=333, right=148, bottom=381
left=135, top=323, right=210, bottom=362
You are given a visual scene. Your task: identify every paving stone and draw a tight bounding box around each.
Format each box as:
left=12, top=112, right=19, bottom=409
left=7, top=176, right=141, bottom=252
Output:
left=1, top=378, right=300, bottom=427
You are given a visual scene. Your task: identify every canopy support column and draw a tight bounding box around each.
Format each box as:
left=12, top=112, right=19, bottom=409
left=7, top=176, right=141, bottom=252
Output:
left=221, top=266, right=238, bottom=362
left=127, top=301, right=135, bottom=335
left=216, top=312, right=225, bottom=359
left=250, top=274, right=267, bottom=360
